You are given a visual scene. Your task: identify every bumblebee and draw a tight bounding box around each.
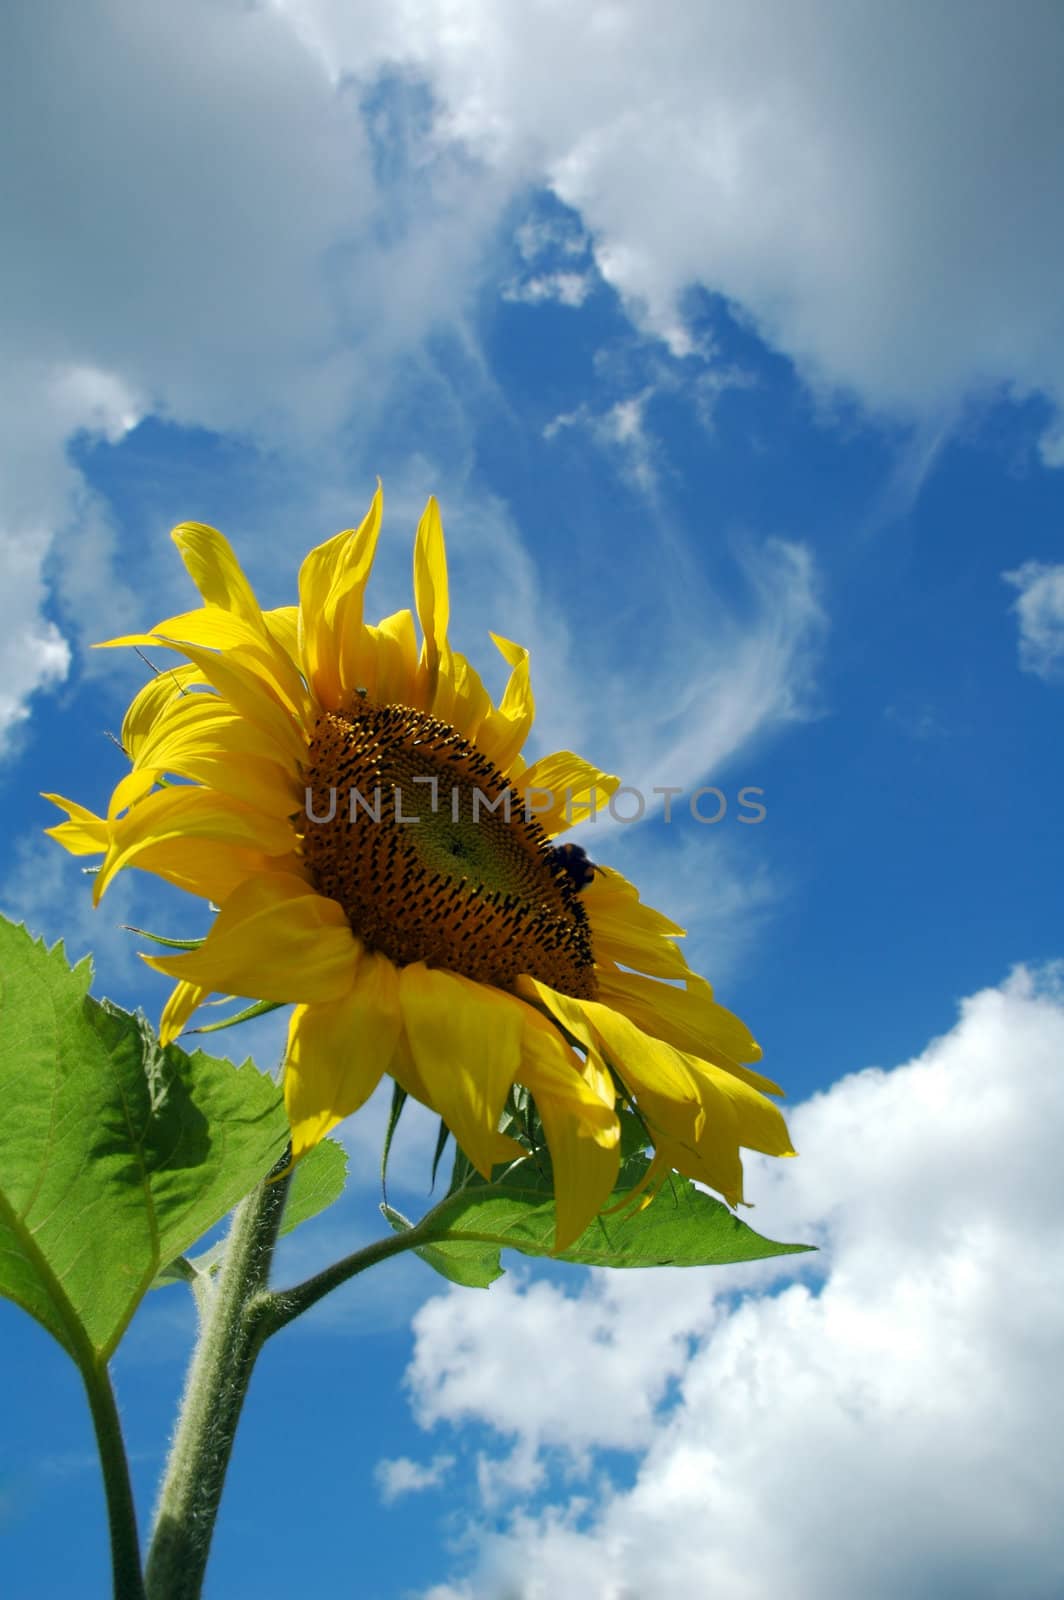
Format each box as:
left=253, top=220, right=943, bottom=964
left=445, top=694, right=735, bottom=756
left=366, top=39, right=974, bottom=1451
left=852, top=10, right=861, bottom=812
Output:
left=549, top=842, right=597, bottom=891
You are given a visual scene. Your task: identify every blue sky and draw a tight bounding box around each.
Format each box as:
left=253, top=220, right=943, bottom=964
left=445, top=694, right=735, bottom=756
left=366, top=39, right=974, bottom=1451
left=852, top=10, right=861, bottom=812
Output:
left=3, top=4, right=1064, bottom=1597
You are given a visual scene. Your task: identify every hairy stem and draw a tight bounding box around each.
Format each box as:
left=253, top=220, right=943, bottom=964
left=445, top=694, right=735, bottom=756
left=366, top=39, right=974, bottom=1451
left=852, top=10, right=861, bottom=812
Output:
left=82, top=1358, right=147, bottom=1600
left=144, top=1165, right=291, bottom=1600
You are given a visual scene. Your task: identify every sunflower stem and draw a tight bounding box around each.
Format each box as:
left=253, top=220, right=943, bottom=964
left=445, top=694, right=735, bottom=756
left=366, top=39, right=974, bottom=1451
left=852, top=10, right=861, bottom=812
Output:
left=82, top=1356, right=147, bottom=1600
left=144, top=1163, right=292, bottom=1600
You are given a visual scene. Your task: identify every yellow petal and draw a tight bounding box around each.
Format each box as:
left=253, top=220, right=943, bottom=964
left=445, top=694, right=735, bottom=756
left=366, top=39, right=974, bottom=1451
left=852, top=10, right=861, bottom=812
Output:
left=475, top=635, right=534, bottom=771
left=149, top=637, right=307, bottom=767
left=625, top=1055, right=794, bottom=1210
left=531, top=983, right=705, bottom=1151
left=518, top=1009, right=621, bottom=1251
left=133, top=838, right=305, bottom=905
left=595, top=969, right=775, bottom=1093
left=101, top=609, right=308, bottom=720
left=100, top=614, right=246, bottom=652
left=368, top=608, right=419, bottom=706
left=398, top=964, right=522, bottom=1179
left=517, top=976, right=594, bottom=1050
left=107, top=766, right=159, bottom=821
left=685, top=1053, right=795, bottom=1159
left=592, top=927, right=692, bottom=982
left=160, top=980, right=211, bottom=1046
left=170, top=521, right=264, bottom=625
left=649, top=1128, right=745, bottom=1209
left=133, top=697, right=302, bottom=815
left=513, top=751, right=620, bottom=836
left=285, top=950, right=401, bottom=1157
left=176, top=754, right=299, bottom=818
left=94, top=786, right=295, bottom=903
left=263, top=605, right=300, bottom=666
left=134, top=691, right=291, bottom=768
left=413, top=496, right=450, bottom=707
left=165, top=518, right=311, bottom=717
left=121, top=664, right=204, bottom=759
left=42, top=793, right=110, bottom=855
left=583, top=865, right=686, bottom=938
left=444, top=650, right=494, bottom=746
left=145, top=872, right=357, bottom=1003
left=298, top=483, right=383, bottom=709
left=577, top=997, right=701, bottom=1111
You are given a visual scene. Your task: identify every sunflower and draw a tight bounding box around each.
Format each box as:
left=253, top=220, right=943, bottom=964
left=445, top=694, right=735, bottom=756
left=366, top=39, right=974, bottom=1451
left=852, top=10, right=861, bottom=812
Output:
left=45, top=486, right=794, bottom=1248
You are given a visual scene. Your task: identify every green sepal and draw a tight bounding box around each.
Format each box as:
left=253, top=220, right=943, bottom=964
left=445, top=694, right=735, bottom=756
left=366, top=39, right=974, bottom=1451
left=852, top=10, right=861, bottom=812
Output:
left=186, top=998, right=283, bottom=1034
left=121, top=925, right=206, bottom=951
left=380, top=1081, right=408, bottom=1203
left=429, top=1118, right=451, bottom=1191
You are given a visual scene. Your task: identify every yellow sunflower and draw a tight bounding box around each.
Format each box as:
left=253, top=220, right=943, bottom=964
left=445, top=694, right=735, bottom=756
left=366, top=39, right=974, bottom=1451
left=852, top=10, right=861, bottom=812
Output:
left=45, top=485, right=794, bottom=1249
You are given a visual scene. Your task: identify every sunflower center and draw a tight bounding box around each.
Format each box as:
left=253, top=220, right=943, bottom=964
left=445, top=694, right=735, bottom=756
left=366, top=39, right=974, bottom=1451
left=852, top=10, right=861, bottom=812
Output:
left=302, top=703, right=596, bottom=999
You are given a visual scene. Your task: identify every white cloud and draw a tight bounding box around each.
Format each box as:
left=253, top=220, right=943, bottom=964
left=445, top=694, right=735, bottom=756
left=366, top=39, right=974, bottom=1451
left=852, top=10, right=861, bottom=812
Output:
left=1038, top=419, right=1064, bottom=470
left=284, top=0, right=1064, bottom=429
left=544, top=387, right=660, bottom=492
left=0, top=1, right=507, bottom=743
left=503, top=211, right=595, bottom=305
left=10, top=0, right=1064, bottom=741
left=502, top=270, right=594, bottom=308
left=514, top=215, right=589, bottom=264
left=1003, top=561, right=1064, bottom=681
left=588, top=534, right=824, bottom=822
left=375, top=1453, right=456, bottom=1504
left=399, top=965, right=1064, bottom=1599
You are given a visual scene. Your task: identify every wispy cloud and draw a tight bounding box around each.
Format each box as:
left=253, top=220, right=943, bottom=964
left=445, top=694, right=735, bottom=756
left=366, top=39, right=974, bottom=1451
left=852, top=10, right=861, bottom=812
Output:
left=1003, top=561, right=1064, bottom=681
left=544, top=387, right=661, bottom=493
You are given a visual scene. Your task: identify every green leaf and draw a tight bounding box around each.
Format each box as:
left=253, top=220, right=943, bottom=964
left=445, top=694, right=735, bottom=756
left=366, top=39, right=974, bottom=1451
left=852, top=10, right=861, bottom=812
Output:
left=417, top=1151, right=812, bottom=1279
left=280, top=1137, right=348, bottom=1238
left=0, top=919, right=291, bottom=1362
left=382, top=1204, right=504, bottom=1289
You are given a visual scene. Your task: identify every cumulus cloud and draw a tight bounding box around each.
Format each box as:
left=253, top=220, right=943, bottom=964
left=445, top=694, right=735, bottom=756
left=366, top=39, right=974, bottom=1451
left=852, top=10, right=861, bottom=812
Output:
left=284, top=0, right=1064, bottom=428
left=398, top=965, right=1064, bottom=1599
left=1003, top=561, right=1064, bottom=680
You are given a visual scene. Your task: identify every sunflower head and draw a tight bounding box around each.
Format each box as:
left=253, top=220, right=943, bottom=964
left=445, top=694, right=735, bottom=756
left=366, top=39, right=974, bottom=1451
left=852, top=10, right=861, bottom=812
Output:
left=303, top=701, right=596, bottom=997
left=45, top=484, right=794, bottom=1250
